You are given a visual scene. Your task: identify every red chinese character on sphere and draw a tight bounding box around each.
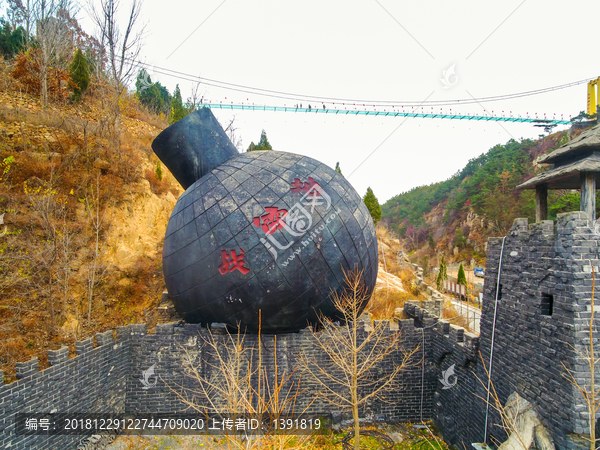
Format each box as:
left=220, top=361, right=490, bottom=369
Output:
left=290, top=177, right=321, bottom=197
left=218, top=249, right=250, bottom=275
left=253, top=207, right=288, bottom=235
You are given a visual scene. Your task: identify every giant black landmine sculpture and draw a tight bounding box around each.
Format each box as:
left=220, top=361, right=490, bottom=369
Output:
left=152, top=108, right=378, bottom=333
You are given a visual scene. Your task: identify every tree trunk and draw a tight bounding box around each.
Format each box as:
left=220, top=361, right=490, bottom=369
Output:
left=48, top=266, right=55, bottom=330
left=352, top=377, right=360, bottom=450
left=41, top=66, right=48, bottom=108
left=25, top=0, right=30, bottom=47
left=352, top=298, right=360, bottom=450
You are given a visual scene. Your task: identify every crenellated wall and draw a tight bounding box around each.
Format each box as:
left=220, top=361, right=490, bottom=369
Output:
left=402, top=211, right=600, bottom=450
left=124, top=321, right=431, bottom=421
left=404, top=301, right=484, bottom=445
left=1, top=211, right=599, bottom=450
left=0, top=320, right=430, bottom=449
left=478, top=212, right=600, bottom=450
left=0, top=329, right=132, bottom=450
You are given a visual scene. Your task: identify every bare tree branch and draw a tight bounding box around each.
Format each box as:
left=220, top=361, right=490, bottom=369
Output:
left=298, top=268, right=419, bottom=450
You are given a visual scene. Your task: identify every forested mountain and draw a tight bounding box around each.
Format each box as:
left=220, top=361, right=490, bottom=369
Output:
left=381, top=127, right=591, bottom=268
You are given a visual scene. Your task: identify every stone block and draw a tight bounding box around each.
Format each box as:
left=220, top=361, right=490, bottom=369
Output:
left=156, top=323, right=175, bottom=335
left=510, top=218, right=529, bottom=234
left=76, top=337, right=94, bottom=355
left=16, top=357, right=38, bottom=379
left=96, top=330, right=114, bottom=347
left=449, top=325, right=464, bottom=343
left=436, top=319, right=450, bottom=335
left=48, top=347, right=69, bottom=366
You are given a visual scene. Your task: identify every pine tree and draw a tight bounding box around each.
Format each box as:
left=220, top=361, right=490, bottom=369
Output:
left=169, top=84, right=189, bottom=124
left=247, top=130, right=272, bottom=151
left=69, top=48, right=90, bottom=102
left=436, top=256, right=447, bottom=291
left=457, top=262, right=468, bottom=296
left=135, top=68, right=152, bottom=93
left=363, top=187, right=382, bottom=225
left=155, top=161, right=163, bottom=181
left=0, top=20, right=26, bottom=58
left=335, top=162, right=343, bottom=176
left=257, top=130, right=272, bottom=150
left=135, top=69, right=171, bottom=115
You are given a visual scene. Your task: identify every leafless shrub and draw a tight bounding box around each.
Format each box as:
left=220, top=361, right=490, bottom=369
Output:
left=298, top=269, right=419, bottom=450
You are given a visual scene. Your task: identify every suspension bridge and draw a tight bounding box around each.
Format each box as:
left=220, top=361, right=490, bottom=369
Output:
left=200, top=103, right=572, bottom=125
left=140, top=60, right=597, bottom=126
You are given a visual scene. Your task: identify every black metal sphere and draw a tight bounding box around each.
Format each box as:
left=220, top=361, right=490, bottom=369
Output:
left=163, top=151, right=378, bottom=333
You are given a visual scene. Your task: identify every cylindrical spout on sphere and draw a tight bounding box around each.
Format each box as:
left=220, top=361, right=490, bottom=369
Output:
left=151, top=108, right=239, bottom=189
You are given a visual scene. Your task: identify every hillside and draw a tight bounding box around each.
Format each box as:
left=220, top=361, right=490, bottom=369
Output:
left=0, top=55, right=420, bottom=383
left=381, top=125, right=594, bottom=276
left=0, top=58, right=184, bottom=381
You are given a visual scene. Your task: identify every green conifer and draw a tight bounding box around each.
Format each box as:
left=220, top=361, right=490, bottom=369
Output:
left=247, top=130, right=272, bottom=151
left=135, top=69, right=171, bottom=114
left=457, top=262, right=468, bottom=296
left=363, top=187, right=382, bottom=225
left=69, top=48, right=90, bottom=102
left=436, top=256, right=447, bottom=291
left=169, top=84, right=189, bottom=124
left=0, top=20, right=26, bottom=58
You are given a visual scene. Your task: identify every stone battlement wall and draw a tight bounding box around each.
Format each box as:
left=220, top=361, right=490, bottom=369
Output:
left=0, top=328, right=135, bottom=450
left=0, top=320, right=433, bottom=450
left=403, top=301, right=480, bottom=363
left=403, top=211, right=600, bottom=450
left=2, top=211, right=599, bottom=450
left=481, top=212, right=600, bottom=449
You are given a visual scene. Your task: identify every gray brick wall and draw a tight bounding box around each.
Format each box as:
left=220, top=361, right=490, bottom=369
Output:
left=0, top=329, right=129, bottom=450
left=0, top=321, right=430, bottom=450
left=2, top=211, right=598, bottom=450
left=402, top=211, right=599, bottom=450
left=480, top=212, right=599, bottom=450
left=125, top=321, right=428, bottom=422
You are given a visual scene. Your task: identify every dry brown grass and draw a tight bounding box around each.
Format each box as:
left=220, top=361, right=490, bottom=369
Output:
left=366, top=289, right=411, bottom=320
left=442, top=300, right=470, bottom=330
left=145, top=168, right=175, bottom=196
left=127, top=102, right=170, bottom=130
left=375, top=225, right=399, bottom=246
left=0, top=58, right=175, bottom=383
left=369, top=225, right=428, bottom=320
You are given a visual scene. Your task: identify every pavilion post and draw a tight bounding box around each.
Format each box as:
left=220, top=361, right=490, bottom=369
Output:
left=580, top=172, right=596, bottom=221
left=535, top=184, right=548, bottom=222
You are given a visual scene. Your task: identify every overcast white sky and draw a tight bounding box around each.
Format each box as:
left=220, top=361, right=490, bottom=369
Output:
left=81, top=0, right=599, bottom=203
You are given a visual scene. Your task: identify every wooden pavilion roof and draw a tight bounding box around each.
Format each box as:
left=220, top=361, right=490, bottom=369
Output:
left=537, top=123, right=600, bottom=165
left=517, top=153, right=600, bottom=189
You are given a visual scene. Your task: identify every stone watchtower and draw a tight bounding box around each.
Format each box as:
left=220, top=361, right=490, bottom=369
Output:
left=479, top=212, right=600, bottom=450
left=478, top=124, right=600, bottom=449
left=402, top=125, right=600, bottom=450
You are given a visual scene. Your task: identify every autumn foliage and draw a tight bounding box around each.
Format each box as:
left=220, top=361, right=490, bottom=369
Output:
left=11, top=49, right=73, bottom=102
